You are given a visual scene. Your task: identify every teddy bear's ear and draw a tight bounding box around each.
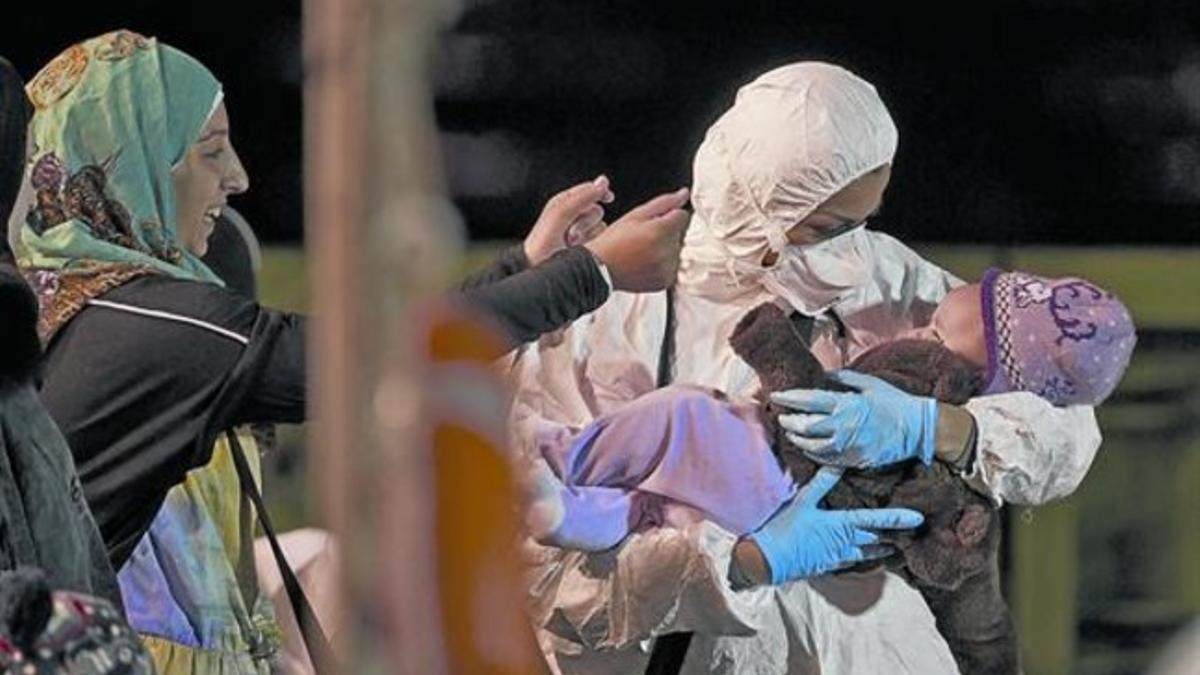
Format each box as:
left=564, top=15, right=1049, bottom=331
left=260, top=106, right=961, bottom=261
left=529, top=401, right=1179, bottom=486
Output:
left=955, top=504, right=992, bottom=547
left=731, top=302, right=783, bottom=343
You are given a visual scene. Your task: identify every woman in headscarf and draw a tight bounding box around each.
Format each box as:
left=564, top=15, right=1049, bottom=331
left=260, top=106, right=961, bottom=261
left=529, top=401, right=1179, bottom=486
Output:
left=12, top=31, right=295, bottom=673
left=9, top=30, right=688, bottom=673
left=510, top=63, right=1105, bottom=673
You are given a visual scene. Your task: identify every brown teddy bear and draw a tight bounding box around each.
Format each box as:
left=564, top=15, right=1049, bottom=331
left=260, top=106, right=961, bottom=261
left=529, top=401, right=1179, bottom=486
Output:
left=729, top=302, right=1018, bottom=675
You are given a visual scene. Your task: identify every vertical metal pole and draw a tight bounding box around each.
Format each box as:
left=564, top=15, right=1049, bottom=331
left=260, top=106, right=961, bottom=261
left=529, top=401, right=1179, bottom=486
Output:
left=305, top=0, right=462, bottom=671
left=303, top=0, right=367, bottom=668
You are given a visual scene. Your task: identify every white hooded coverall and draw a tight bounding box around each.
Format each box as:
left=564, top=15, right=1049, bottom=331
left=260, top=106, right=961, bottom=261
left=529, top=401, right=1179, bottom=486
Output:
left=511, top=63, right=1101, bottom=674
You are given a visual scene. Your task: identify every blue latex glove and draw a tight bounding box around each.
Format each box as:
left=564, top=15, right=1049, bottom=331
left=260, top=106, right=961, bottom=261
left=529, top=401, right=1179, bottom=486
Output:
left=749, top=467, right=924, bottom=584
left=771, top=369, right=939, bottom=470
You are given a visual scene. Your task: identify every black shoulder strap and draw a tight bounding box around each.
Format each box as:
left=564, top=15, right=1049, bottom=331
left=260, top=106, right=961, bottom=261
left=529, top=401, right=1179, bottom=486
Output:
left=645, top=287, right=695, bottom=675
left=655, top=287, right=676, bottom=389
left=226, top=430, right=338, bottom=673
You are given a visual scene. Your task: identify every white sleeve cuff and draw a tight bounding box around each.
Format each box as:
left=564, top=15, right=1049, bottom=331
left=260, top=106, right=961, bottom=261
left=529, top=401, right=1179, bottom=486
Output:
left=962, top=392, right=1101, bottom=506
left=595, top=258, right=614, bottom=292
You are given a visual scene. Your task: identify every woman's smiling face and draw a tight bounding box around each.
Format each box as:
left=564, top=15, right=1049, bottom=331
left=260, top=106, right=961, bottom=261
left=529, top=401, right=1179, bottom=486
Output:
left=171, top=103, right=249, bottom=256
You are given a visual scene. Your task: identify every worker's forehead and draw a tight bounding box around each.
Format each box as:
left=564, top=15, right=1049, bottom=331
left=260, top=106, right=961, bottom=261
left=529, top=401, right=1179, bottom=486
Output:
left=816, top=165, right=892, bottom=220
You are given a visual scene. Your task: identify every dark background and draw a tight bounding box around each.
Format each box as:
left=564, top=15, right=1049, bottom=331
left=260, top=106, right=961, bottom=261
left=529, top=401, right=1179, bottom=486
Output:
left=4, top=1, right=1200, bottom=246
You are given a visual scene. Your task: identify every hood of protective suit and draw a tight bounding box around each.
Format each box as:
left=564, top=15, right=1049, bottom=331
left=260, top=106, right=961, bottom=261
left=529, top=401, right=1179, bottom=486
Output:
left=680, top=62, right=898, bottom=314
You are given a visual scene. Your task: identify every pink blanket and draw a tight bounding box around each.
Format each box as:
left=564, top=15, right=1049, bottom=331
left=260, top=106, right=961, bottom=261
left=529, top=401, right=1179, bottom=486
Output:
left=537, top=385, right=797, bottom=550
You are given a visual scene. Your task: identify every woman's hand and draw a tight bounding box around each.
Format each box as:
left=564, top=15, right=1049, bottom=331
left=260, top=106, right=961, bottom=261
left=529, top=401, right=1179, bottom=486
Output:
left=523, top=175, right=615, bottom=265
left=583, top=187, right=690, bottom=292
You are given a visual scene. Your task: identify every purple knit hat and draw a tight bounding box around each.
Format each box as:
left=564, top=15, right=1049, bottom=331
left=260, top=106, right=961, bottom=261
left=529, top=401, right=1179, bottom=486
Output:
left=980, top=268, right=1136, bottom=406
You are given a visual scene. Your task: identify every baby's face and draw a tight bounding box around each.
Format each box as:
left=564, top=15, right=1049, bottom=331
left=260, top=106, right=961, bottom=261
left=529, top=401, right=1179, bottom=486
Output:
left=902, top=283, right=987, bottom=370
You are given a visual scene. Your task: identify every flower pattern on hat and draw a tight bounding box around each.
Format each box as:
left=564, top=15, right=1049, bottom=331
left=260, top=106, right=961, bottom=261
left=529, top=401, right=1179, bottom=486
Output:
left=982, top=269, right=1135, bottom=406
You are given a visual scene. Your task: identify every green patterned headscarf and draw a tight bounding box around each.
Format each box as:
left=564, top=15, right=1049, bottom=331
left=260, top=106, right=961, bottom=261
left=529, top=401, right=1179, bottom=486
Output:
left=13, top=31, right=225, bottom=339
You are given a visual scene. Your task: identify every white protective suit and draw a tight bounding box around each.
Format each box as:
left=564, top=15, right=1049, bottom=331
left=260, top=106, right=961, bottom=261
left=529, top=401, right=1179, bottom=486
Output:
left=511, top=63, right=1102, bottom=674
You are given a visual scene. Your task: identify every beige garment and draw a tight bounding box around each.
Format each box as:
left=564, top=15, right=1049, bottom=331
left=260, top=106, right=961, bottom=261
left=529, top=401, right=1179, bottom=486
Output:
left=511, top=60, right=1101, bottom=674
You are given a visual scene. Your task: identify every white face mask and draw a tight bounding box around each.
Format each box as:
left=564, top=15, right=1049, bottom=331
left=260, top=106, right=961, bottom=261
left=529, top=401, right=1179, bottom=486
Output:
left=760, top=228, right=872, bottom=316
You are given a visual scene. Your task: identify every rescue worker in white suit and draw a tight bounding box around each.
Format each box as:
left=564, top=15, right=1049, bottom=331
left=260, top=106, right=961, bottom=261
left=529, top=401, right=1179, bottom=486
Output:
left=511, top=62, right=1102, bottom=674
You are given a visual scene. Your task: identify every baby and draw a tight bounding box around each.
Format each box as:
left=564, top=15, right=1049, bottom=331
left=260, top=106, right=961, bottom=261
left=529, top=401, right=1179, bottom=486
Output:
left=900, top=268, right=1136, bottom=406
left=529, top=269, right=1135, bottom=549
left=526, top=269, right=1134, bottom=674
